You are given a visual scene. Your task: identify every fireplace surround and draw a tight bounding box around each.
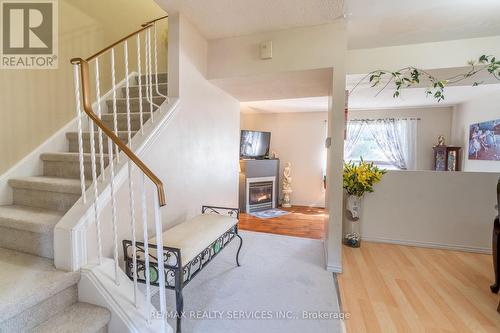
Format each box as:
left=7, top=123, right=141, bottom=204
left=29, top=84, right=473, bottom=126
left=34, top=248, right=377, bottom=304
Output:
left=239, top=158, right=280, bottom=213
left=246, top=176, right=276, bottom=213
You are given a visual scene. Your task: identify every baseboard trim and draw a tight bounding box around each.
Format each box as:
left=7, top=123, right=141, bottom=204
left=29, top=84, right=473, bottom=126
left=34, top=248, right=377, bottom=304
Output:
left=361, top=236, right=492, bottom=254
left=326, top=264, right=343, bottom=273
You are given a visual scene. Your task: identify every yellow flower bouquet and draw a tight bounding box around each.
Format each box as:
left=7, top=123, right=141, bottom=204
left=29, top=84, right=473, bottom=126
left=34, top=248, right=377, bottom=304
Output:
left=343, top=160, right=386, bottom=197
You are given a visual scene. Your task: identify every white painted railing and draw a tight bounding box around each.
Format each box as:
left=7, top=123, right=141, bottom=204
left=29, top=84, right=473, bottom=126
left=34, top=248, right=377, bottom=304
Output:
left=71, top=16, right=169, bottom=331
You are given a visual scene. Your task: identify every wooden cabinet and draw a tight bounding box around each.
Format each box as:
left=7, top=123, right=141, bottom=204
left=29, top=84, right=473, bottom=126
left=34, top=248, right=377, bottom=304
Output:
left=433, top=146, right=461, bottom=171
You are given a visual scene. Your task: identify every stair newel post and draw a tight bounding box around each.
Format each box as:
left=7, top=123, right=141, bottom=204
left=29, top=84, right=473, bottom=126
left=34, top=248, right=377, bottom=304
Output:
left=110, top=48, right=120, bottom=163
left=72, top=64, right=87, bottom=204
left=124, top=39, right=139, bottom=307
left=94, top=58, right=106, bottom=181
left=140, top=173, right=152, bottom=324
left=136, top=33, right=145, bottom=135
left=80, top=60, right=103, bottom=265
left=153, top=22, right=167, bottom=100
left=153, top=187, right=167, bottom=332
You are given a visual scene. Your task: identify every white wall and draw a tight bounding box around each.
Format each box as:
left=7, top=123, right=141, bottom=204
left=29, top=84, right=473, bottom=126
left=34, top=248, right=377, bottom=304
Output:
left=347, top=35, right=500, bottom=74
left=208, top=22, right=345, bottom=79
left=349, top=107, right=454, bottom=170
left=452, top=91, right=500, bottom=172
left=241, top=111, right=328, bottom=207
left=145, top=14, right=240, bottom=228
left=359, top=170, right=499, bottom=253
left=205, top=21, right=347, bottom=272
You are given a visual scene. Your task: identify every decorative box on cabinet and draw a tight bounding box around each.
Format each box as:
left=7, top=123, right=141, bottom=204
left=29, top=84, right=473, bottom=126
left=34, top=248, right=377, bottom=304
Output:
left=433, top=146, right=461, bottom=171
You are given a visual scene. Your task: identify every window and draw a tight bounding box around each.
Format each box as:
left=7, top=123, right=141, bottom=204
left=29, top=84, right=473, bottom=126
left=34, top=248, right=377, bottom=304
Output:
left=345, top=127, right=400, bottom=170
left=344, top=119, right=418, bottom=171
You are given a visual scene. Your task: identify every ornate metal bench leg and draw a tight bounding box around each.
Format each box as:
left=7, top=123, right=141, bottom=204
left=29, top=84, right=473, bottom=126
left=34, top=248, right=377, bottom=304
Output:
left=175, top=286, right=184, bottom=333
left=174, top=259, right=184, bottom=333
left=235, top=233, right=243, bottom=267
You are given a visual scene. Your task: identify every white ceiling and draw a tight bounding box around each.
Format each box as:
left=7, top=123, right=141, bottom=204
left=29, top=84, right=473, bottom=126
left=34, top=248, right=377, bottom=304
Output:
left=242, top=83, right=500, bottom=113
left=346, top=0, right=500, bottom=49
left=156, top=0, right=344, bottom=39
left=347, top=84, right=500, bottom=110
left=345, top=67, right=500, bottom=109
left=157, top=0, right=500, bottom=48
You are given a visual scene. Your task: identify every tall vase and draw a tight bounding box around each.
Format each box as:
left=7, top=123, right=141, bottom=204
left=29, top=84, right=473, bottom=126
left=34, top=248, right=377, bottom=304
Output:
left=343, top=194, right=362, bottom=248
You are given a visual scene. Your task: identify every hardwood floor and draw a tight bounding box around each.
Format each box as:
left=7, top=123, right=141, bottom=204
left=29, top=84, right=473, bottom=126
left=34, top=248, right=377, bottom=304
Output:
left=337, top=242, right=500, bottom=333
left=239, top=206, right=326, bottom=239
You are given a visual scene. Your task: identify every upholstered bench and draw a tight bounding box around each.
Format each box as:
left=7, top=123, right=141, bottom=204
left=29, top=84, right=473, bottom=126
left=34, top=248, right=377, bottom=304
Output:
left=123, top=206, right=242, bottom=333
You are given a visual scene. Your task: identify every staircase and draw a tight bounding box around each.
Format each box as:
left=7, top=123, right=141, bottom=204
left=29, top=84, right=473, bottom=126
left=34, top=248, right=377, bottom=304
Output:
left=0, top=73, right=168, bottom=332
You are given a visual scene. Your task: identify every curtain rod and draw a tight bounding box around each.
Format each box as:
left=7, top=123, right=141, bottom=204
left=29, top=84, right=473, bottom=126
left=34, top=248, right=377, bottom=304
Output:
left=348, top=117, right=421, bottom=122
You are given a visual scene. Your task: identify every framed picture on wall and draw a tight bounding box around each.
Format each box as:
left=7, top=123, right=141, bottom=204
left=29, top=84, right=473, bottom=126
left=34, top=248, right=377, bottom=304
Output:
left=468, top=119, right=500, bottom=161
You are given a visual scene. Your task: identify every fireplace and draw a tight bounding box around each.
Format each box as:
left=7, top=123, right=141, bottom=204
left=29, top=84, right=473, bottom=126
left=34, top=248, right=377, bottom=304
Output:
left=246, top=176, right=276, bottom=213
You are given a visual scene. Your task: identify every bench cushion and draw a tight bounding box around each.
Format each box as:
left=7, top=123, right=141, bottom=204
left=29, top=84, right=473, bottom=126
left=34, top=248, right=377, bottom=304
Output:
left=150, top=213, right=238, bottom=266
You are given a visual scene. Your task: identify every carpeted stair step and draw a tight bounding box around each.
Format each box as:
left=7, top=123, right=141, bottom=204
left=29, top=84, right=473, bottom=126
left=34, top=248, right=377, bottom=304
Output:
left=66, top=131, right=132, bottom=154
left=30, top=302, right=111, bottom=333
left=9, top=176, right=90, bottom=212
left=105, top=96, right=164, bottom=113
left=122, top=82, right=167, bottom=98
left=0, top=205, right=63, bottom=259
left=41, top=152, right=110, bottom=179
left=135, top=72, right=167, bottom=85
left=0, top=248, right=80, bottom=331
left=101, top=112, right=152, bottom=131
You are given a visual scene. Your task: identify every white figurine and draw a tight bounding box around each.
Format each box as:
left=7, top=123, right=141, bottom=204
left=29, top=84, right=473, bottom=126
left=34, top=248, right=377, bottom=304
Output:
left=282, top=162, right=292, bottom=207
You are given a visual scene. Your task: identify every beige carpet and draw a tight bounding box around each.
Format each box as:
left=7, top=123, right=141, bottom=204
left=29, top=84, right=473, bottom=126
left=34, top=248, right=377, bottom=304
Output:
left=152, top=230, right=342, bottom=333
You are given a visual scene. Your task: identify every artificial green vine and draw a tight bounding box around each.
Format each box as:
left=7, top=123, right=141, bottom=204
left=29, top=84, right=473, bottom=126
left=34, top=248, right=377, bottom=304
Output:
left=350, top=55, right=500, bottom=102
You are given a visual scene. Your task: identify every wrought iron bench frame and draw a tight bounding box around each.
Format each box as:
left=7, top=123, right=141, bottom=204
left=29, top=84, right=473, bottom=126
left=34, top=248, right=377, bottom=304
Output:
left=123, top=205, right=242, bottom=333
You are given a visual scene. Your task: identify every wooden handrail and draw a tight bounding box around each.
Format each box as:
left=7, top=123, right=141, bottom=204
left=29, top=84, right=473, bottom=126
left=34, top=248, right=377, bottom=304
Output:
left=70, top=15, right=169, bottom=206
left=141, top=15, right=168, bottom=27
left=76, top=24, right=153, bottom=63
left=71, top=59, right=166, bottom=206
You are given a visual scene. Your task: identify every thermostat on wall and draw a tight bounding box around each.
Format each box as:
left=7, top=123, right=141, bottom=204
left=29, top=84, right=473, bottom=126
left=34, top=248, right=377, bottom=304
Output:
left=260, top=40, right=272, bottom=60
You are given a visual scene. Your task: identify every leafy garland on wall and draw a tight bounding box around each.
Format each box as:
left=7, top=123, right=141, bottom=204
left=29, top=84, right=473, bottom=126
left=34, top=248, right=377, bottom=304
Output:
left=350, top=55, right=500, bottom=102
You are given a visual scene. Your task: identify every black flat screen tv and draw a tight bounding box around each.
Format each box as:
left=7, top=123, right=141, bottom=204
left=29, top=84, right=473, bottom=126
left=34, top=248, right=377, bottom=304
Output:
left=240, top=130, right=271, bottom=159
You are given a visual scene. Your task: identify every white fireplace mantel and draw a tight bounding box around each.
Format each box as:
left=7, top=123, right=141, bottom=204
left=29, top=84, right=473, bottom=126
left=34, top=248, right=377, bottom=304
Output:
left=245, top=176, right=276, bottom=213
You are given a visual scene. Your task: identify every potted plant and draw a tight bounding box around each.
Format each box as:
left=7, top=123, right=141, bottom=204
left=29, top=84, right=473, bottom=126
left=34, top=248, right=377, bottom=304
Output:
left=342, top=160, right=386, bottom=247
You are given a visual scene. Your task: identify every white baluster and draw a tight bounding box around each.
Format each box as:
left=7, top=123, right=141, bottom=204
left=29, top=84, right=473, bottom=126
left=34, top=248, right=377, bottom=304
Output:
left=144, top=30, right=153, bottom=120
left=107, top=137, right=119, bottom=285
left=153, top=189, right=167, bottom=332
left=110, top=48, right=120, bottom=162
left=141, top=173, right=151, bottom=324
left=147, top=28, right=155, bottom=122
left=125, top=40, right=139, bottom=307
left=137, top=34, right=144, bottom=135
left=153, top=23, right=167, bottom=100
left=128, top=162, right=138, bottom=307
left=94, top=58, right=106, bottom=181
left=72, top=64, right=86, bottom=203
left=88, top=120, right=102, bottom=265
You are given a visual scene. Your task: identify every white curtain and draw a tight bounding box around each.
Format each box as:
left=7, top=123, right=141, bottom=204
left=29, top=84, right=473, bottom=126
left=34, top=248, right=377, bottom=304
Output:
left=345, top=121, right=366, bottom=157
left=396, top=119, right=418, bottom=170
left=370, top=119, right=407, bottom=169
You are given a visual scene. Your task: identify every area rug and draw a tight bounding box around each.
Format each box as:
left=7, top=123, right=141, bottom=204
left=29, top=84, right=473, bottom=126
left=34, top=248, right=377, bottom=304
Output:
left=151, top=231, right=342, bottom=333
left=249, top=208, right=290, bottom=219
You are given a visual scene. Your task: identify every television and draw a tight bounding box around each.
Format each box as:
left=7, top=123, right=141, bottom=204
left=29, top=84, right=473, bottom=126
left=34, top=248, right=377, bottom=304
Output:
left=240, top=130, right=271, bottom=159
